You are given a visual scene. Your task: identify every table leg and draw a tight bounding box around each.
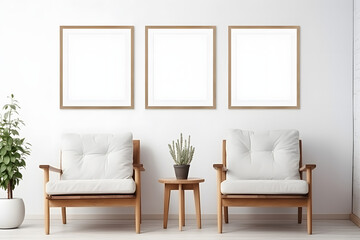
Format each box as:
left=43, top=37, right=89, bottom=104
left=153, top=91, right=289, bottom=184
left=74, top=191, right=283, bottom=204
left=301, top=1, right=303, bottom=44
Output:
left=163, top=184, right=171, bottom=229
left=179, top=184, right=183, bottom=231
left=193, top=183, right=202, bottom=229
left=181, top=189, right=185, bottom=226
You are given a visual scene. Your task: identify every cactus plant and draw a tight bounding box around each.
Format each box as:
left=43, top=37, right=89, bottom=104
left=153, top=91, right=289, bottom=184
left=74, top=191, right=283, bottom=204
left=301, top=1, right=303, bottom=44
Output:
left=168, top=133, right=195, bottom=165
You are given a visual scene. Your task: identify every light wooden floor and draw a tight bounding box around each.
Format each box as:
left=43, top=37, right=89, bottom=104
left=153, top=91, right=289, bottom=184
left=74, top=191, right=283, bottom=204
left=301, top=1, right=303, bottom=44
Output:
left=1, top=219, right=359, bottom=239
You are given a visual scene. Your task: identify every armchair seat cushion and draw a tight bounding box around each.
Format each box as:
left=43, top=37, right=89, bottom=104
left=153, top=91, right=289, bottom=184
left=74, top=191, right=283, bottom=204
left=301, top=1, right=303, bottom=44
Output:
left=221, top=179, right=308, bottom=195
left=46, top=179, right=136, bottom=195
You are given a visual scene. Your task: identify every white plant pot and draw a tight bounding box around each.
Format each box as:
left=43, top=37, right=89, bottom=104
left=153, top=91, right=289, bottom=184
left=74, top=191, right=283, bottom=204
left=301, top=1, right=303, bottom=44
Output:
left=0, top=198, right=25, bottom=229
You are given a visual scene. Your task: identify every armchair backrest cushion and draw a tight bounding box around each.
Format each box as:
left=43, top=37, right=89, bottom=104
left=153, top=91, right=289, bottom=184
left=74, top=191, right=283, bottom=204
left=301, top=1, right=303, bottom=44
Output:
left=226, top=129, right=300, bottom=180
left=61, top=133, right=133, bottom=180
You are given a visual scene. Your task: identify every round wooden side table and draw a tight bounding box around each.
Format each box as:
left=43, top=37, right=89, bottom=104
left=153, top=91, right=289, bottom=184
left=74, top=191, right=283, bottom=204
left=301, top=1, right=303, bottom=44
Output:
left=158, top=178, right=205, bottom=231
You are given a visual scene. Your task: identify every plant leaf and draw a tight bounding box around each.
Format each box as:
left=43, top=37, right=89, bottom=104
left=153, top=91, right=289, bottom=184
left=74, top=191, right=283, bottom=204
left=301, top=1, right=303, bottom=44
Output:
left=0, top=148, right=6, bottom=156
left=3, top=156, right=10, bottom=164
left=11, top=129, right=19, bottom=136
left=14, top=172, right=22, bottom=179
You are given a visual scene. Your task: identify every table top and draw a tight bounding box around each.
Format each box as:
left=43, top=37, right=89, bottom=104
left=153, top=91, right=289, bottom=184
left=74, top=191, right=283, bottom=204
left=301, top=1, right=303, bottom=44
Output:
left=158, top=178, right=205, bottom=184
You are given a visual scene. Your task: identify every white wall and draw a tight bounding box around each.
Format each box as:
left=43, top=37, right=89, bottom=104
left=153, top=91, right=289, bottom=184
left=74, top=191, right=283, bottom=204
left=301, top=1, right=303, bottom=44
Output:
left=0, top=0, right=353, bottom=217
left=354, top=0, right=360, bottom=218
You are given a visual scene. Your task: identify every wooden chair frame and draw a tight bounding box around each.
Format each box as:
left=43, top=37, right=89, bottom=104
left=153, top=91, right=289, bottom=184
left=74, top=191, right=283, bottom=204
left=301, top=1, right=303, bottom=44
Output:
left=39, top=140, right=145, bottom=234
left=213, top=140, right=316, bottom=234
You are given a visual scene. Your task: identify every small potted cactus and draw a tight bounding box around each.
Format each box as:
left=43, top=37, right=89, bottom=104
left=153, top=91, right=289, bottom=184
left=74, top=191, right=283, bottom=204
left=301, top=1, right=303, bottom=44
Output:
left=168, top=133, right=195, bottom=179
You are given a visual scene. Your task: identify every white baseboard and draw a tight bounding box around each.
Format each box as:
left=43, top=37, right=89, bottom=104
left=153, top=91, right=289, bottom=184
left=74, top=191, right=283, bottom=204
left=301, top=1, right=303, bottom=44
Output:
left=350, top=213, right=360, bottom=227
left=25, top=213, right=351, bottom=221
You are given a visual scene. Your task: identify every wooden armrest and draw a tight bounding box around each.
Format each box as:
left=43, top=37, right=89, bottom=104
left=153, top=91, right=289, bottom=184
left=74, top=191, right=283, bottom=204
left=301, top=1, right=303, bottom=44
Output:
left=213, top=164, right=228, bottom=172
left=133, top=163, right=145, bottom=171
left=39, top=165, right=62, bottom=174
left=300, top=164, right=316, bottom=172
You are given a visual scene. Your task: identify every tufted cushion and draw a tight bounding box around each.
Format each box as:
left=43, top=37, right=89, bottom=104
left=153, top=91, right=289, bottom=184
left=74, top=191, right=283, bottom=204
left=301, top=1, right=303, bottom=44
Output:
left=226, top=129, right=300, bottom=180
left=221, top=179, right=308, bottom=194
left=61, top=133, right=133, bottom=180
left=46, top=179, right=136, bottom=195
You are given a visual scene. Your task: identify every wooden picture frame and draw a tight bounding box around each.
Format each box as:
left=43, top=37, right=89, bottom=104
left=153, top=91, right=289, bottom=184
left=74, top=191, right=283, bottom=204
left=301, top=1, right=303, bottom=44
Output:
left=229, top=26, right=300, bottom=109
left=60, top=26, right=134, bottom=109
left=145, top=26, right=216, bottom=109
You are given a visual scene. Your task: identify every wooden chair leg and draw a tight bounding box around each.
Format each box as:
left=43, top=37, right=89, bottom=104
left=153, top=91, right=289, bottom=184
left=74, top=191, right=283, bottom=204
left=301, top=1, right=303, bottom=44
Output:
left=216, top=169, right=223, bottom=233
left=45, top=199, right=50, bottom=235
left=307, top=201, right=312, bottom=234
left=298, top=207, right=302, bottom=224
left=61, top=207, right=67, bottom=224
left=135, top=197, right=141, bottom=233
left=217, top=199, right=222, bottom=233
left=224, top=206, right=229, bottom=223
left=307, top=168, right=313, bottom=235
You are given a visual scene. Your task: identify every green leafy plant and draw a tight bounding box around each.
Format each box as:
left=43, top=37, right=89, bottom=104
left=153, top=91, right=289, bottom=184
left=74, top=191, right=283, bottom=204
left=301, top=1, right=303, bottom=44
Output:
left=168, top=133, right=195, bottom=165
left=0, top=95, right=31, bottom=199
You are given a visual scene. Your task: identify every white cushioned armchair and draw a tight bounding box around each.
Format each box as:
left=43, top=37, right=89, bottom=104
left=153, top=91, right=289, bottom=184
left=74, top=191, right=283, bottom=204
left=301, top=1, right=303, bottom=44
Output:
left=39, top=133, right=144, bottom=234
left=213, top=130, right=316, bottom=234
